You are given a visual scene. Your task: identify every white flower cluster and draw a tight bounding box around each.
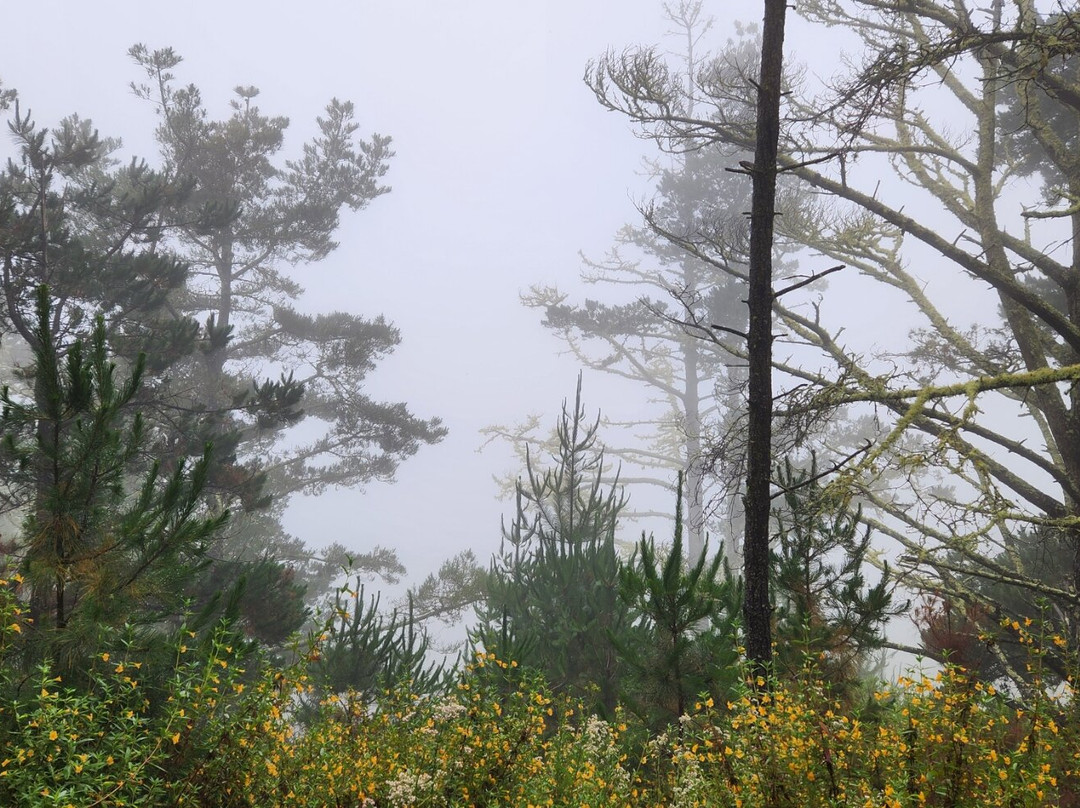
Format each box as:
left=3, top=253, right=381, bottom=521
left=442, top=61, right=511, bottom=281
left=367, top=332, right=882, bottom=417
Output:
left=671, top=756, right=709, bottom=808
left=418, top=698, right=469, bottom=737
left=430, top=698, right=468, bottom=722
left=385, top=770, right=434, bottom=808
left=580, top=715, right=632, bottom=792
left=581, top=715, right=612, bottom=758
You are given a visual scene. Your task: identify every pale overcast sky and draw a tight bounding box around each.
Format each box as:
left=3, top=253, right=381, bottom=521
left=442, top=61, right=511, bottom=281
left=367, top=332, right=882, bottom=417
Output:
left=2, top=2, right=756, bottom=588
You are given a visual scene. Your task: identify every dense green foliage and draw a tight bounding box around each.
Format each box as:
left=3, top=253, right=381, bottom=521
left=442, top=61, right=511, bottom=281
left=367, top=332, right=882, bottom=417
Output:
left=8, top=0, right=1080, bottom=803
left=615, top=476, right=741, bottom=731
left=306, top=579, right=448, bottom=706
left=472, top=387, right=899, bottom=740
left=769, top=460, right=902, bottom=687
left=3, top=578, right=1079, bottom=807
left=472, top=377, right=629, bottom=717
left=2, top=287, right=228, bottom=681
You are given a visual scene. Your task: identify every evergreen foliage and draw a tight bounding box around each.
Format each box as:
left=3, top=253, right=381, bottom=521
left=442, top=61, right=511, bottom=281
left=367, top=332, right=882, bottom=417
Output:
left=0, top=49, right=448, bottom=646
left=307, top=577, right=448, bottom=705
left=9, top=4, right=1080, bottom=801
left=473, top=377, right=628, bottom=717
left=126, top=46, right=446, bottom=562
left=2, top=287, right=228, bottom=678
left=616, top=473, right=741, bottom=730
left=188, top=556, right=309, bottom=648
left=770, top=459, right=901, bottom=687
left=0, top=91, right=320, bottom=650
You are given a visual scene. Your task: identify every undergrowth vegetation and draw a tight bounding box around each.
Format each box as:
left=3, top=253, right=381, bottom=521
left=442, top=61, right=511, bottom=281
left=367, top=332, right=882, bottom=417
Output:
left=3, top=573, right=1080, bottom=808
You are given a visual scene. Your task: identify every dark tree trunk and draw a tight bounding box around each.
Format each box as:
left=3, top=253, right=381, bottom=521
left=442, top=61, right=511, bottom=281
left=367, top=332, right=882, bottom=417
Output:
left=742, top=0, right=788, bottom=682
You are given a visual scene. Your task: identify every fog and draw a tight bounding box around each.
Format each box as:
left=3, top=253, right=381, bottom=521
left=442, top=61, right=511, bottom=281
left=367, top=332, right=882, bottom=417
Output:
left=0, top=2, right=759, bottom=592
left=8, top=7, right=1080, bottom=798
left=4, top=0, right=1051, bottom=657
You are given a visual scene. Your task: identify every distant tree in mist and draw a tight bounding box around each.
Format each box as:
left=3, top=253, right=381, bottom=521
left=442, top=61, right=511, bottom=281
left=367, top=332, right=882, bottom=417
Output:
left=514, top=145, right=749, bottom=566
left=589, top=0, right=1080, bottom=696
left=122, top=46, right=445, bottom=596
left=487, top=3, right=750, bottom=566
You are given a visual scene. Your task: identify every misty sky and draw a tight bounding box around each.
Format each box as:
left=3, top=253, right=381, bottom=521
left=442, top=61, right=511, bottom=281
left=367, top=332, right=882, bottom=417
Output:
left=2, top=2, right=766, bottom=593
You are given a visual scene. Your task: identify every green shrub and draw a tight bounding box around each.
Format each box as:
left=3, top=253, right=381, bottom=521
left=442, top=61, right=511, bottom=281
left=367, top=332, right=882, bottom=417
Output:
left=4, top=572, right=1080, bottom=808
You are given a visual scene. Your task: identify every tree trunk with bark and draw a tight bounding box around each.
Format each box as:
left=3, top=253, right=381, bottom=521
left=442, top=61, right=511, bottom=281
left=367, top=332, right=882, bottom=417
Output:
left=742, top=0, right=789, bottom=681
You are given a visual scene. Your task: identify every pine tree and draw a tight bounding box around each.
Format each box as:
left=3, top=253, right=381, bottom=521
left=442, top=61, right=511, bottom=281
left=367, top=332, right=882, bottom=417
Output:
left=0, top=94, right=317, bottom=648
left=0, top=52, right=446, bottom=637
left=770, top=459, right=900, bottom=689
left=2, top=287, right=227, bottom=676
left=126, top=46, right=446, bottom=584
left=473, top=377, right=628, bottom=717
left=616, top=473, right=740, bottom=730
left=307, top=577, right=447, bottom=706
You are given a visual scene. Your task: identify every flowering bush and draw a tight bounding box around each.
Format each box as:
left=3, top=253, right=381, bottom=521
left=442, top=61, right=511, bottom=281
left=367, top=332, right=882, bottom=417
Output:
left=3, top=570, right=1080, bottom=808
left=661, top=665, right=1075, bottom=807
left=237, top=654, right=638, bottom=807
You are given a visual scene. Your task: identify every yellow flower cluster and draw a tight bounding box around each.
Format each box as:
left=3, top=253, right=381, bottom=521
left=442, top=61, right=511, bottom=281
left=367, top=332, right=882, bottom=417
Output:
left=217, top=653, right=637, bottom=807
left=659, top=664, right=1075, bottom=807
left=2, top=578, right=1079, bottom=808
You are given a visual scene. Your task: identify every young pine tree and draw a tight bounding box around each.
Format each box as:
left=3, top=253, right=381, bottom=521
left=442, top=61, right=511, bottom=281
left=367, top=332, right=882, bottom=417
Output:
left=1, top=287, right=228, bottom=678
left=616, top=473, right=741, bottom=731
left=306, top=579, right=447, bottom=708
left=771, top=458, right=901, bottom=689
left=473, top=377, right=628, bottom=717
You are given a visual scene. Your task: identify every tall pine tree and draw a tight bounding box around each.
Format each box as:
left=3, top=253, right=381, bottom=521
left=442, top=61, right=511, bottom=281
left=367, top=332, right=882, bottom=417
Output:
left=126, top=47, right=445, bottom=586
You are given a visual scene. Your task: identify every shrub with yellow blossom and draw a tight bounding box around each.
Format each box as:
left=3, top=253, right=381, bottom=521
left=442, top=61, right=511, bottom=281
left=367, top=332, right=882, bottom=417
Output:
left=4, top=577, right=1080, bottom=807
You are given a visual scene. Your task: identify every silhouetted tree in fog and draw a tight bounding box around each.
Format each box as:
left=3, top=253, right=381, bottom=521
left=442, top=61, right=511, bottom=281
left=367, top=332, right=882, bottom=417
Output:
left=0, top=50, right=445, bottom=645
left=125, top=46, right=445, bottom=596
